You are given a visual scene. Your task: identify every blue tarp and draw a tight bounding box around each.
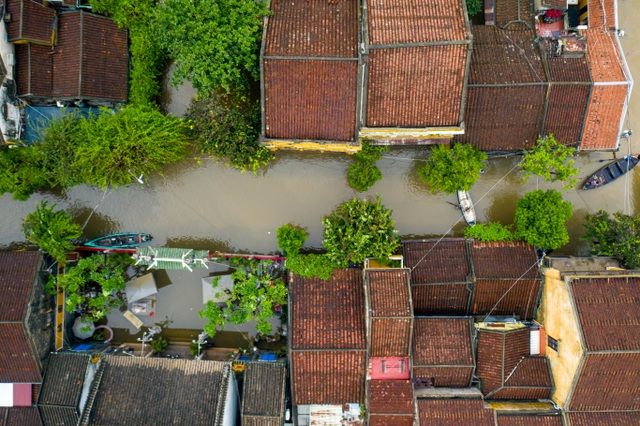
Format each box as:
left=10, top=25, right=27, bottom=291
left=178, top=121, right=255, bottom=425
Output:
left=23, top=105, right=103, bottom=144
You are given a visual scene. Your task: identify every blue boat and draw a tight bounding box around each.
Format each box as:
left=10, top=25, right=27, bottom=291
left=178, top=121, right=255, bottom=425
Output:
left=83, top=233, right=153, bottom=249
left=582, top=155, right=639, bottom=190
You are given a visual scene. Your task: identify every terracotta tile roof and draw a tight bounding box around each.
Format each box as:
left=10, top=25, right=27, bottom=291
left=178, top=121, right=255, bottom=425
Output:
left=412, top=284, right=470, bottom=315
left=477, top=327, right=551, bottom=400
left=83, top=356, right=230, bottom=426
left=242, top=362, right=286, bottom=425
left=264, top=0, right=357, bottom=57
left=263, top=59, right=357, bottom=141
left=458, top=85, right=546, bottom=150
left=471, top=241, right=539, bottom=280
left=403, top=239, right=470, bottom=284
left=586, top=30, right=626, bottom=83
left=471, top=278, right=540, bottom=320
left=0, top=324, right=41, bottom=383
left=497, top=413, right=563, bottom=426
left=570, top=277, right=640, bottom=351
left=366, top=269, right=412, bottom=317
left=417, top=399, right=494, bottom=426
left=368, top=380, right=414, bottom=415
left=569, top=352, right=640, bottom=411
left=53, top=12, right=128, bottom=102
left=4, top=407, right=41, bottom=426
left=542, top=43, right=591, bottom=83
left=565, top=411, right=640, bottom=426
left=469, top=27, right=545, bottom=85
left=580, top=84, right=628, bottom=150
left=6, top=0, right=55, bottom=45
left=0, top=251, right=40, bottom=322
left=291, top=350, right=366, bottom=405
left=366, top=0, right=469, bottom=45
left=290, top=269, right=366, bottom=350
left=543, top=84, right=591, bottom=146
left=412, top=317, right=474, bottom=387
left=371, top=318, right=412, bottom=357
left=588, top=0, right=616, bottom=30
left=369, top=415, right=414, bottom=426
left=366, top=45, right=468, bottom=127
left=494, top=0, right=535, bottom=29
left=16, top=44, right=53, bottom=98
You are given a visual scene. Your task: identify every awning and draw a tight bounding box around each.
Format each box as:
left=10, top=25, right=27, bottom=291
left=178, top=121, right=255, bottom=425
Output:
left=125, top=273, right=157, bottom=304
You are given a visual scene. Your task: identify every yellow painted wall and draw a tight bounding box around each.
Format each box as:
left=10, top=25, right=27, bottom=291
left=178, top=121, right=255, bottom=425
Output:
left=539, top=268, right=584, bottom=408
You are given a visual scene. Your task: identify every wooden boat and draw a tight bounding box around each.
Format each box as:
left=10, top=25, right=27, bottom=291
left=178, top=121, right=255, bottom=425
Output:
left=457, top=190, right=476, bottom=226
left=83, top=233, right=153, bottom=249
left=582, top=155, right=640, bottom=190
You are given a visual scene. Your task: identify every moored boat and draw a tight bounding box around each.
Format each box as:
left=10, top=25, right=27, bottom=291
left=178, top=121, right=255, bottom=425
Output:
left=83, top=233, right=153, bottom=249
left=582, top=155, right=639, bottom=190
left=457, top=190, right=476, bottom=226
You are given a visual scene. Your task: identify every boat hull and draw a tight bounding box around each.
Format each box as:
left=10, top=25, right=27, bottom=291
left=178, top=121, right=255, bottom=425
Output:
left=457, top=190, right=476, bottom=226
left=83, top=233, right=153, bottom=249
left=582, top=155, right=639, bottom=190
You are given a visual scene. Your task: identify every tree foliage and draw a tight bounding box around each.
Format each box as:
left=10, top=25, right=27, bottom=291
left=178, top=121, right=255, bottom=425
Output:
left=22, top=201, right=82, bottom=265
left=464, top=222, right=514, bottom=242
left=466, top=0, right=483, bottom=16
left=276, top=223, right=308, bottom=256
left=514, top=189, right=573, bottom=249
left=323, top=197, right=399, bottom=267
left=418, top=143, right=487, bottom=194
left=347, top=142, right=388, bottom=192
left=519, top=134, right=578, bottom=189
left=186, top=89, right=272, bottom=173
left=276, top=223, right=337, bottom=280
left=154, top=0, right=269, bottom=95
left=90, top=0, right=166, bottom=105
left=199, top=260, right=287, bottom=337
left=0, top=146, right=48, bottom=201
left=50, top=254, right=130, bottom=322
left=583, top=211, right=640, bottom=269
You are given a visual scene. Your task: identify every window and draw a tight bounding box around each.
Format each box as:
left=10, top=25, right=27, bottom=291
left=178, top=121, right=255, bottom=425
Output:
left=548, top=336, right=559, bottom=351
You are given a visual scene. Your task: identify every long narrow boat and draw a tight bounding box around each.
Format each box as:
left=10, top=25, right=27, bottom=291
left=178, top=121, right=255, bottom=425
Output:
left=83, top=233, right=153, bottom=249
left=457, top=190, right=476, bottom=226
left=582, top=155, right=640, bottom=190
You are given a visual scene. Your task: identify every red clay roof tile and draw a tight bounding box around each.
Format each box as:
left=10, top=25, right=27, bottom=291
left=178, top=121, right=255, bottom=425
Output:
left=471, top=278, right=540, bottom=320
left=580, top=84, right=628, bottom=150
left=366, top=45, right=468, bottom=127
left=291, top=269, right=366, bottom=350
left=411, top=284, right=470, bottom=315
left=0, top=323, right=41, bottom=383
left=291, top=350, right=366, bottom=405
left=471, top=241, right=539, bottom=280
left=412, top=317, right=474, bottom=387
left=497, top=414, right=563, bottom=426
left=0, top=251, right=40, bottom=322
left=6, top=0, right=55, bottom=45
left=366, top=0, right=469, bottom=45
left=370, top=318, right=412, bottom=357
left=366, top=269, right=412, bottom=317
left=264, top=59, right=357, bottom=141
left=586, top=30, right=626, bottom=83
left=570, top=277, right=640, bottom=351
left=265, top=0, right=357, bottom=58
left=403, top=239, right=470, bottom=284
left=368, top=380, right=414, bottom=415
left=369, top=415, right=414, bottom=426
left=494, top=0, right=535, bottom=29
left=417, top=399, right=494, bottom=426
left=15, top=44, right=53, bottom=98
left=543, top=84, right=591, bottom=146
left=4, top=407, right=41, bottom=426
left=565, top=411, right=640, bottom=426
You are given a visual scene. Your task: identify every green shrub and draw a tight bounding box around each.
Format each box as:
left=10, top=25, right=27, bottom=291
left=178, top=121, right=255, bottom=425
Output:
left=0, top=146, right=48, bottom=200
left=466, top=0, right=483, bottom=16
left=285, top=254, right=337, bottom=280
left=276, top=224, right=309, bottom=256
left=519, top=134, right=578, bottom=189
left=186, top=89, right=272, bottom=173
left=22, top=201, right=82, bottom=265
left=514, top=189, right=573, bottom=250
left=154, top=0, right=269, bottom=95
left=150, top=336, right=169, bottom=353
left=347, top=143, right=388, bottom=192
left=464, top=222, right=514, bottom=242
left=418, top=143, right=487, bottom=194
left=583, top=211, right=640, bottom=269
left=323, top=197, right=399, bottom=267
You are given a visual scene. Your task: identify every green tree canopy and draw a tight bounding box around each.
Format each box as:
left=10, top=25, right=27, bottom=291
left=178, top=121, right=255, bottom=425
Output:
left=466, top=0, right=483, bottom=16
left=583, top=211, right=640, bottom=269
left=154, top=0, right=269, bottom=95
left=347, top=142, right=388, bottom=192
left=276, top=223, right=308, bottom=256
left=50, top=254, right=130, bottom=322
left=276, top=223, right=337, bottom=280
left=323, top=197, right=399, bottom=267
left=22, top=201, right=82, bottom=265
left=418, top=143, right=487, bottom=194
left=519, top=134, right=578, bottom=189
left=514, top=189, right=573, bottom=249
left=0, top=146, right=48, bottom=201
left=199, top=260, right=287, bottom=337
left=464, top=222, right=514, bottom=242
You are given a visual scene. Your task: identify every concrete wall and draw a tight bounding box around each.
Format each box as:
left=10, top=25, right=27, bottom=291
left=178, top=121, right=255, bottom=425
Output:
left=539, top=268, right=584, bottom=408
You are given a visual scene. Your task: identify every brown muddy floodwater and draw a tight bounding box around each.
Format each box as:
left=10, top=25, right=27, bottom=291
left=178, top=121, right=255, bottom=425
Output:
left=0, top=1, right=639, bottom=331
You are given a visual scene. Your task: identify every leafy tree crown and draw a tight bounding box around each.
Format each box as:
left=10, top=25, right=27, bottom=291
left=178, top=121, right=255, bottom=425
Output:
left=519, top=134, right=578, bottom=189
left=583, top=210, right=640, bottom=269
left=418, top=143, right=487, bottom=194
left=514, top=189, right=573, bottom=250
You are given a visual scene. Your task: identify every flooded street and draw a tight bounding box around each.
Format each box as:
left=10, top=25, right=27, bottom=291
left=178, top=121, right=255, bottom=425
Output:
left=0, top=2, right=639, bottom=331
